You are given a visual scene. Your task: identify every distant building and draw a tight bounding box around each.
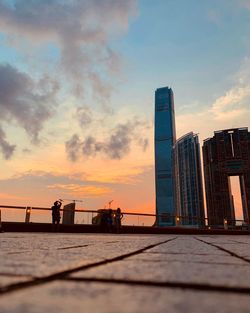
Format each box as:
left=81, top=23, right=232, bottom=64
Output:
left=154, top=87, right=176, bottom=226
left=175, top=132, right=205, bottom=227
left=62, top=202, right=76, bottom=225
left=203, top=128, right=250, bottom=227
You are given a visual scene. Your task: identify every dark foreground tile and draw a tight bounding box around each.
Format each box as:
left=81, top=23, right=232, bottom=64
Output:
left=1, top=281, right=250, bottom=313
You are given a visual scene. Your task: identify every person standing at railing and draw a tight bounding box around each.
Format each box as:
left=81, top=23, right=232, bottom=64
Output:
left=51, top=200, right=62, bottom=227
left=106, top=209, right=113, bottom=233
left=0, top=209, right=3, bottom=233
left=114, top=208, right=123, bottom=233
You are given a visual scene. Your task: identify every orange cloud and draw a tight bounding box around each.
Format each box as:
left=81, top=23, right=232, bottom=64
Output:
left=85, top=165, right=153, bottom=184
left=0, top=193, right=31, bottom=201
left=47, top=184, right=112, bottom=198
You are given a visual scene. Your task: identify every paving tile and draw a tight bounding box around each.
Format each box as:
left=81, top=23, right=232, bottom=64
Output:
left=1, top=233, right=160, bottom=252
left=1, top=280, right=250, bottom=313
left=0, top=233, right=172, bottom=277
left=145, top=236, right=226, bottom=255
left=194, top=236, right=240, bottom=244
left=211, top=244, right=250, bottom=258
left=71, top=257, right=250, bottom=287
left=129, top=251, right=248, bottom=265
left=0, top=249, right=105, bottom=277
left=0, top=275, right=32, bottom=289
left=1, top=234, right=250, bottom=313
left=196, top=237, right=250, bottom=260
left=197, top=236, right=250, bottom=245
left=196, top=236, right=250, bottom=247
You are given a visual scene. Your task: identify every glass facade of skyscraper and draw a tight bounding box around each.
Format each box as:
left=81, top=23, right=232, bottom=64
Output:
left=175, top=132, right=205, bottom=227
left=154, top=87, right=176, bottom=226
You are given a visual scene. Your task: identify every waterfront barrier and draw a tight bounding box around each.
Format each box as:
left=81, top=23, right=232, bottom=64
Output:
left=0, top=204, right=248, bottom=231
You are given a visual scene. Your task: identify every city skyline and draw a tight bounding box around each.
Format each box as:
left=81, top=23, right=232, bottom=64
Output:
left=0, top=1, right=250, bottom=219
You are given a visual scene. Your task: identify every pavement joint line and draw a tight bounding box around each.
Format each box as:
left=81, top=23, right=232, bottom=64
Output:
left=61, top=277, right=250, bottom=295
left=120, top=259, right=250, bottom=266
left=0, top=237, right=177, bottom=296
left=145, top=252, right=225, bottom=256
left=230, top=240, right=250, bottom=246
left=4, top=244, right=95, bottom=253
left=7, top=250, right=33, bottom=255
left=195, top=237, right=250, bottom=264
left=57, top=244, right=90, bottom=250
left=0, top=273, right=33, bottom=278
left=4, top=241, right=149, bottom=253
left=105, top=241, right=120, bottom=244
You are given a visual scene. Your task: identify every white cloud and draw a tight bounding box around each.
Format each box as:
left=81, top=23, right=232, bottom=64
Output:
left=239, top=0, right=250, bottom=10
left=210, top=86, right=250, bottom=120
left=176, top=58, right=250, bottom=140
left=210, top=58, right=250, bottom=120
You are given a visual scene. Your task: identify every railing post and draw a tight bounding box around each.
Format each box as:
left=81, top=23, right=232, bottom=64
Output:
left=0, top=209, right=2, bottom=231
left=25, top=207, right=32, bottom=223
left=223, top=218, right=228, bottom=230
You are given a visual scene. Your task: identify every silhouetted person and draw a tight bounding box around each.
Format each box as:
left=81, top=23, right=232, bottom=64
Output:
left=107, top=209, right=113, bottom=233
left=0, top=209, right=3, bottom=233
left=115, top=208, right=123, bottom=233
left=51, top=200, right=62, bottom=229
left=99, top=209, right=114, bottom=233
left=100, top=210, right=108, bottom=232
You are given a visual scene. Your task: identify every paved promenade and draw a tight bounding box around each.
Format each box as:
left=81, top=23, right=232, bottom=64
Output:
left=0, top=233, right=250, bottom=313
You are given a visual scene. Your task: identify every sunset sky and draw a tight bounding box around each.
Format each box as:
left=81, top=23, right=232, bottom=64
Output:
left=0, top=0, right=250, bottom=218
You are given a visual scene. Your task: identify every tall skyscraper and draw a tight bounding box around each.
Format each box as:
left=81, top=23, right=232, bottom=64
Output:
left=203, top=128, right=250, bottom=227
left=175, top=132, right=205, bottom=227
left=154, top=87, right=176, bottom=226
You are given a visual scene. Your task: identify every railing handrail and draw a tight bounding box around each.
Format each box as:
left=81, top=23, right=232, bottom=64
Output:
left=0, top=205, right=156, bottom=216
left=0, top=205, right=164, bottom=218
left=0, top=204, right=247, bottom=223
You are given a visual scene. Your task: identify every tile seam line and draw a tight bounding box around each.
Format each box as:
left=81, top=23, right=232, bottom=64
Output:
left=0, top=237, right=177, bottom=296
left=230, top=240, right=250, bottom=246
left=61, top=277, right=250, bottom=295
left=0, top=273, right=34, bottom=278
left=194, top=237, right=250, bottom=264
left=121, top=259, right=250, bottom=266
left=57, top=244, right=90, bottom=250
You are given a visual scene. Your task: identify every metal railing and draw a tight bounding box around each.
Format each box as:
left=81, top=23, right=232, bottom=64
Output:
left=0, top=205, right=157, bottom=226
left=0, top=204, right=249, bottom=230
